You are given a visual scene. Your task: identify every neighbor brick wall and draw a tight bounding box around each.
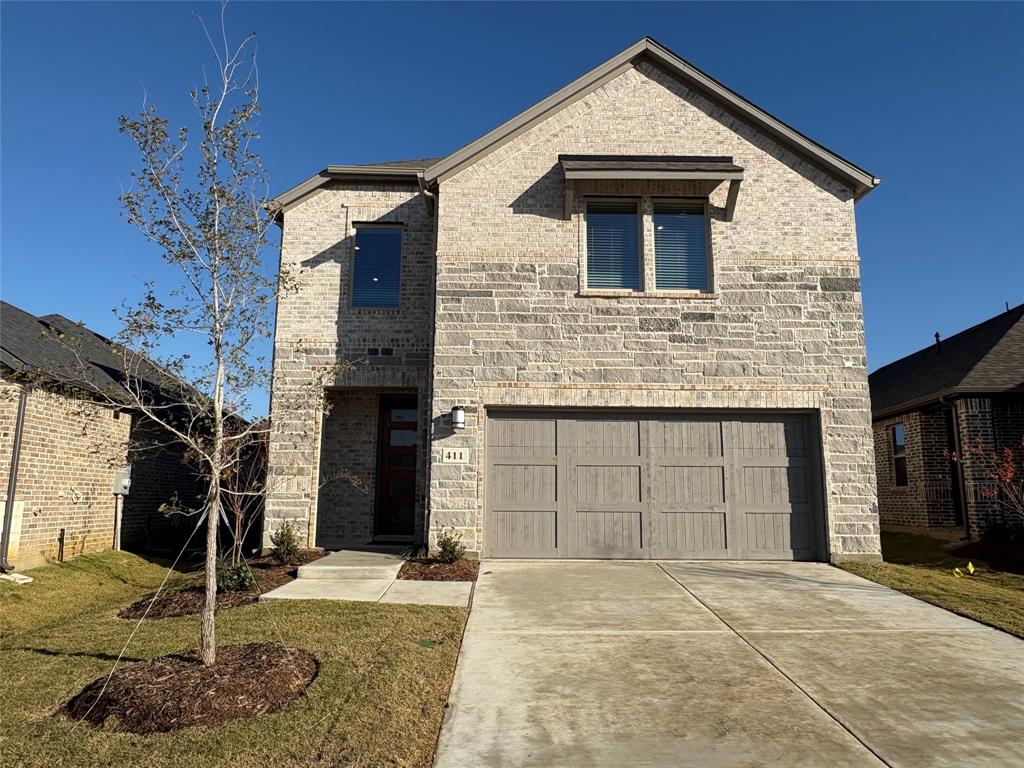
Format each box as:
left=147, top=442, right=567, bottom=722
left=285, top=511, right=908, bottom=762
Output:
left=428, top=61, right=880, bottom=559
left=0, top=381, right=129, bottom=568
left=120, top=417, right=206, bottom=553
left=264, top=184, right=435, bottom=547
left=873, top=409, right=958, bottom=529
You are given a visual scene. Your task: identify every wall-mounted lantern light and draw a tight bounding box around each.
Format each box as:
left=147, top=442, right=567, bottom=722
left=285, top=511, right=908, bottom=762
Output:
left=451, top=405, right=466, bottom=430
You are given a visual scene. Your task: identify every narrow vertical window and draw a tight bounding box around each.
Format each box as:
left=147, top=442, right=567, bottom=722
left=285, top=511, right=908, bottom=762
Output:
left=892, top=423, right=908, bottom=486
left=352, top=226, right=402, bottom=308
left=653, top=200, right=709, bottom=291
left=586, top=200, right=640, bottom=290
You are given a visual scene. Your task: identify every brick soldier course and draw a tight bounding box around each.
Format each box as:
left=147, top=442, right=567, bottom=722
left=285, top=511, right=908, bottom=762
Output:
left=265, top=38, right=883, bottom=561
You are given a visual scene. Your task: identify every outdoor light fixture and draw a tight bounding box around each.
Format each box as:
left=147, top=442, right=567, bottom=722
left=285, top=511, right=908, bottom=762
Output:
left=451, top=405, right=466, bottom=430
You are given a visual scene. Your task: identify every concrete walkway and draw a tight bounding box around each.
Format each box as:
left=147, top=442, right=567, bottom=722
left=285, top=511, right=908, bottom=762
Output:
left=434, top=561, right=1024, bottom=768
left=260, top=550, right=473, bottom=607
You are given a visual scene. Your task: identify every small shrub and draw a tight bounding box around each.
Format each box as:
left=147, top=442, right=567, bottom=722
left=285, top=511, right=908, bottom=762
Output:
left=216, top=558, right=256, bottom=593
left=435, top=527, right=466, bottom=564
left=270, top=520, right=302, bottom=565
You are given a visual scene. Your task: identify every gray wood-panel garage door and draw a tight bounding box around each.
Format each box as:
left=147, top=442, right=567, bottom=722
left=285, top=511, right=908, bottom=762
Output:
left=485, top=411, right=823, bottom=560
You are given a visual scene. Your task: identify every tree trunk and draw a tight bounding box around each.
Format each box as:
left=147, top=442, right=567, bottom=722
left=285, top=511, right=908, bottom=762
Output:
left=200, top=352, right=226, bottom=666
left=200, top=479, right=219, bottom=665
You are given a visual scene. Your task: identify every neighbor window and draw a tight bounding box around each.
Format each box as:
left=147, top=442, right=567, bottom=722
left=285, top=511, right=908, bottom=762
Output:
left=892, top=424, right=908, bottom=486
left=653, top=200, right=709, bottom=292
left=586, top=200, right=640, bottom=290
left=351, top=226, right=402, bottom=308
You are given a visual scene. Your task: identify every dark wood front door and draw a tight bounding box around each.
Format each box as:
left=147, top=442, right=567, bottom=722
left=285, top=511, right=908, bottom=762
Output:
left=375, top=395, right=418, bottom=537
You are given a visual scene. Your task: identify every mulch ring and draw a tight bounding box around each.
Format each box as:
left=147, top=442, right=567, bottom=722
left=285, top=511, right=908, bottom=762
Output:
left=119, top=550, right=326, bottom=620
left=398, top=558, right=480, bottom=582
left=65, top=642, right=318, bottom=734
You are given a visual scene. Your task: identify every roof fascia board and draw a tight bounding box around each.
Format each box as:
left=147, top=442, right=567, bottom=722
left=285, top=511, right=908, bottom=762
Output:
left=871, top=385, right=1024, bottom=420
left=563, top=168, right=743, bottom=181
left=270, top=167, right=422, bottom=217
left=424, top=38, right=878, bottom=197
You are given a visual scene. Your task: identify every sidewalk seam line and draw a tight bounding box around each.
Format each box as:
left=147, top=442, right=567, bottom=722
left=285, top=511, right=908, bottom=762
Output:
left=657, top=564, right=894, bottom=768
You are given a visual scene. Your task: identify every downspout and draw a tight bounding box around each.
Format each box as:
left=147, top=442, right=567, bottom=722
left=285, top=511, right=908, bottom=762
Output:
left=1, top=387, right=29, bottom=572
left=418, top=172, right=439, bottom=552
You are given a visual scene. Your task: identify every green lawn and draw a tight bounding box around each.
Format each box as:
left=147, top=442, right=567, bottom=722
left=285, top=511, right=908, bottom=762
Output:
left=840, top=531, right=1024, bottom=638
left=0, top=552, right=467, bottom=768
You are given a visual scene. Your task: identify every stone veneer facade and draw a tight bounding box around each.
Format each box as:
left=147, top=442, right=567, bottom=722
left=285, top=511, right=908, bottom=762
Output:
left=266, top=60, right=882, bottom=560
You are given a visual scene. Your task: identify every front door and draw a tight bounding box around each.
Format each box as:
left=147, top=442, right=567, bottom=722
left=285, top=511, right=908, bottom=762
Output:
left=374, top=395, right=418, bottom=537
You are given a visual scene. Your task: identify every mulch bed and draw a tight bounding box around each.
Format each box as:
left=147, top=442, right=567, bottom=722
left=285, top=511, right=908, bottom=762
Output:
left=398, top=558, right=479, bottom=582
left=119, top=550, right=326, bottom=620
left=65, top=642, right=318, bottom=734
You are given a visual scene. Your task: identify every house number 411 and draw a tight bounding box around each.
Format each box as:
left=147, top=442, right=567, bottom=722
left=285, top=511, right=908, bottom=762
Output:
left=443, top=448, right=468, bottom=464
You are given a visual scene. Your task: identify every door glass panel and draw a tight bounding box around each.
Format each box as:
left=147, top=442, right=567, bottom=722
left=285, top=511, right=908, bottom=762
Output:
left=388, top=477, right=416, bottom=497
left=390, top=408, right=417, bottom=422
left=389, top=453, right=416, bottom=469
left=389, top=429, right=417, bottom=446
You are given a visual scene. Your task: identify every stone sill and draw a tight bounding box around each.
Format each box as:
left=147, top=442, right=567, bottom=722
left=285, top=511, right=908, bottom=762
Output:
left=577, top=290, right=719, bottom=300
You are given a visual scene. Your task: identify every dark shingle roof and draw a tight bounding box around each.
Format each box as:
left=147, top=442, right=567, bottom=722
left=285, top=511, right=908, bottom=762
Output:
left=869, top=304, right=1024, bottom=417
left=0, top=300, right=182, bottom=400
left=349, top=157, right=444, bottom=171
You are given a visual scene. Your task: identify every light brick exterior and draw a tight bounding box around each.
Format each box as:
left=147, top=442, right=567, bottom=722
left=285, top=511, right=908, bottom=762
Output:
left=0, top=380, right=205, bottom=568
left=265, top=184, right=435, bottom=548
left=266, top=60, right=882, bottom=560
left=0, top=381, right=128, bottom=568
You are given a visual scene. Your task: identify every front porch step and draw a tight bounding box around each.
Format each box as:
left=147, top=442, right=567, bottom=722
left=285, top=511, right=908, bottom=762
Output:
left=298, top=549, right=405, bottom=581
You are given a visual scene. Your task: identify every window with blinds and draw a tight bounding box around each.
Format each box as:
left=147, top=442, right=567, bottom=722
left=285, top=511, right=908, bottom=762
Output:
left=585, top=200, right=641, bottom=290
left=352, top=226, right=402, bottom=308
left=653, top=200, right=709, bottom=291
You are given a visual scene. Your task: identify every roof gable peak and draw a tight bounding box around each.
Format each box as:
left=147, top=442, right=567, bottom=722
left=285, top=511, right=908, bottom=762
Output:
left=423, top=37, right=878, bottom=198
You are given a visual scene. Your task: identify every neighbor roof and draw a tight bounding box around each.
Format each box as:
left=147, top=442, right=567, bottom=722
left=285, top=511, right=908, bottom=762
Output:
left=869, top=304, right=1024, bottom=418
left=0, top=300, right=190, bottom=403
left=271, top=37, right=879, bottom=215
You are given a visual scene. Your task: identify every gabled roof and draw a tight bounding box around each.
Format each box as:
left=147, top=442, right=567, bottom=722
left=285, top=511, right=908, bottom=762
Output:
left=423, top=37, right=879, bottom=196
left=271, top=37, right=879, bottom=216
left=869, top=304, right=1024, bottom=418
left=270, top=157, right=442, bottom=214
left=0, top=300, right=193, bottom=404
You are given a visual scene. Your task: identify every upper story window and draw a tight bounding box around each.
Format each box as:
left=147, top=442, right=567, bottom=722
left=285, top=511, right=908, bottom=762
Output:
left=653, top=200, right=709, bottom=292
left=352, top=225, right=402, bottom=309
left=891, top=423, right=908, bottom=486
left=585, top=200, right=641, bottom=290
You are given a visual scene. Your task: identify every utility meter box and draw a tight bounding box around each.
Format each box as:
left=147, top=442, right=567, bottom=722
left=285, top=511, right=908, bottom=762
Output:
left=112, top=465, right=132, bottom=496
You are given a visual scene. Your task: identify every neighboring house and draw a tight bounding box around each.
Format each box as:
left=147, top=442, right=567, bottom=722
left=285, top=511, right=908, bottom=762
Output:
left=265, top=37, right=882, bottom=562
left=869, top=305, right=1024, bottom=538
left=0, top=301, right=206, bottom=569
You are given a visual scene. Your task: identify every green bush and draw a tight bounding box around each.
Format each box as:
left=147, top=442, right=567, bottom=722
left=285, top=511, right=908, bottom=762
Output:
left=216, top=557, right=257, bottom=592
left=270, top=520, right=302, bottom=565
left=435, top=527, right=466, bottom=564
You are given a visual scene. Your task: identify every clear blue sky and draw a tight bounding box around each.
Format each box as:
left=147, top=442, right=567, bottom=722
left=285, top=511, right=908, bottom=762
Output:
left=3, top=2, right=1023, bottom=416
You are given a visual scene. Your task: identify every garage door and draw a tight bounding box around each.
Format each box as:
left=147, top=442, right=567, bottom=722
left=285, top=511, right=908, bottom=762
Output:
left=485, top=411, right=823, bottom=560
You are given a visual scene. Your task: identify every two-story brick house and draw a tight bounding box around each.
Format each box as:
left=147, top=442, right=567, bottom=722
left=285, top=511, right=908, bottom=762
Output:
left=265, top=38, right=882, bottom=562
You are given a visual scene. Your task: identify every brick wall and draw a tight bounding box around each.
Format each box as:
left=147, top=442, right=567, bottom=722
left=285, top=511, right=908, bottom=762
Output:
left=0, top=381, right=129, bottom=568
left=120, top=416, right=206, bottom=553
left=428, top=61, right=879, bottom=559
left=873, top=409, right=959, bottom=529
left=265, top=184, right=435, bottom=547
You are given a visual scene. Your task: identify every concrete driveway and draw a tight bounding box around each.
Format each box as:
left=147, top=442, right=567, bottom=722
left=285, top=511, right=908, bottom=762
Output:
left=434, top=561, right=1024, bottom=768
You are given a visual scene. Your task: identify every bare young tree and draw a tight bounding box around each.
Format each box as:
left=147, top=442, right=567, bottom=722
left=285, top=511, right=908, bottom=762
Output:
left=111, top=5, right=274, bottom=665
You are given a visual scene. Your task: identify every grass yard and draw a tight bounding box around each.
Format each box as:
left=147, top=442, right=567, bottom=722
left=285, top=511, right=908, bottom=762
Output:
left=0, top=552, right=467, bottom=768
left=840, top=531, right=1024, bottom=638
